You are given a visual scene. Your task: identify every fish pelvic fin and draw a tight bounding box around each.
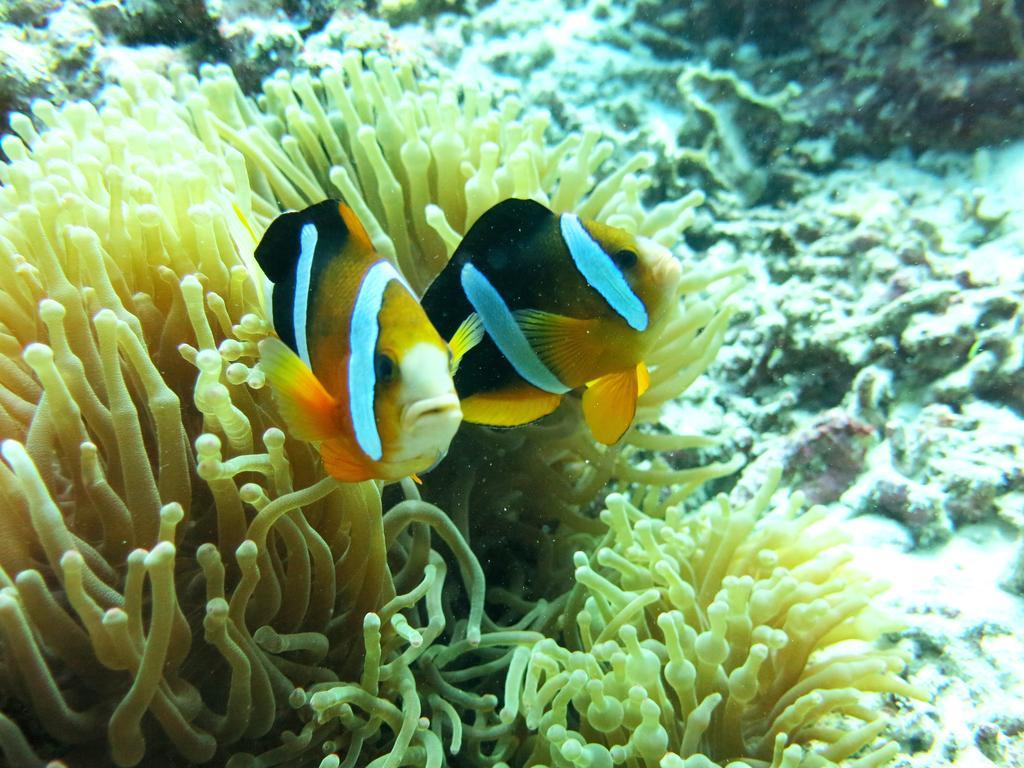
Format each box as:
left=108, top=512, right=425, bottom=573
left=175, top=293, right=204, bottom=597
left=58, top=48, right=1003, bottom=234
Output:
left=448, top=313, right=484, bottom=374
left=259, top=337, right=342, bottom=443
left=461, top=383, right=562, bottom=427
left=512, top=309, right=598, bottom=387
left=582, top=366, right=643, bottom=445
left=319, top=438, right=376, bottom=482
left=636, top=361, right=650, bottom=397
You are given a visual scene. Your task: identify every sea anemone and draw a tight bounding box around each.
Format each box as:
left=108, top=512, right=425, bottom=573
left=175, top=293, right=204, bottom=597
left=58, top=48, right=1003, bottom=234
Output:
left=0, top=49, right=916, bottom=768
left=0, top=51, right=723, bottom=767
left=508, top=468, right=926, bottom=768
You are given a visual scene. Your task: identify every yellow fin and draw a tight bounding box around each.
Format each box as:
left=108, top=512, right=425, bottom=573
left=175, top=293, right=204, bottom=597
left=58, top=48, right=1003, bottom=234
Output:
left=513, top=309, right=597, bottom=385
left=448, top=313, right=484, bottom=374
left=232, top=202, right=258, bottom=243
left=461, top=383, right=562, bottom=427
left=636, top=361, right=650, bottom=397
left=582, top=368, right=640, bottom=445
left=259, top=337, right=341, bottom=443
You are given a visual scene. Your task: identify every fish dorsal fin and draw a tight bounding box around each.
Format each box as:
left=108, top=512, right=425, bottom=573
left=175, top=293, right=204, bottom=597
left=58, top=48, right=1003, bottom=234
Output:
left=336, top=201, right=374, bottom=255
left=258, top=337, right=341, bottom=443
left=461, top=383, right=562, bottom=427
left=463, top=198, right=553, bottom=252
left=448, top=313, right=485, bottom=374
left=581, top=367, right=641, bottom=444
left=254, top=199, right=368, bottom=283
left=513, top=308, right=598, bottom=387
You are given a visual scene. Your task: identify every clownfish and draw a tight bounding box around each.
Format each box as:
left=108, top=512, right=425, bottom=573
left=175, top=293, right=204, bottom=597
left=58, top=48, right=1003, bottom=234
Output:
left=421, top=198, right=681, bottom=445
left=254, top=200, right=462, bottom=482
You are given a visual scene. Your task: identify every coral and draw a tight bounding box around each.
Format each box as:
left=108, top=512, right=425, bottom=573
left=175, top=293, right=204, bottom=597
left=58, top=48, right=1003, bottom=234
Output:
left=855, top=475, right=952, bottom=549
left=0, top=3, right=103, bottom=128
left=505, top=468, right=925, bottom=767
left=620, top=0, right=1024, bottom=154
left=674, top=63, right=802, bottom=205
left=782, top=410, right=875, bottom=506
left=374, top=0, right=463, bottom=22
left=0, top=51, right=728, bottom=767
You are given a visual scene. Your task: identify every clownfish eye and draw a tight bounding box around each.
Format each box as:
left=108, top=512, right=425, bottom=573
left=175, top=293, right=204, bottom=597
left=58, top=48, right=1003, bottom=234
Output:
left=612, top=248, right=638, bottom=270
left=374, top=352, right=398, bottom=384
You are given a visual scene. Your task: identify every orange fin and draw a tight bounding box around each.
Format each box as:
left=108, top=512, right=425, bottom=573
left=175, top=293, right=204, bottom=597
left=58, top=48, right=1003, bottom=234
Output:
left=337, top=202, right=374, bottom=254
left=461, top=383, right=562, bottom=427
left=513, top=309, right=597, bottom=385
left=636, top=361, right=650, bottom=397
left=259, top=337, right=341, bottom=443
left=582, top=368, right=640, bottom=445
left=448, top=313, right=484, bottom=374
left=319, top=438, right=374, bottom=482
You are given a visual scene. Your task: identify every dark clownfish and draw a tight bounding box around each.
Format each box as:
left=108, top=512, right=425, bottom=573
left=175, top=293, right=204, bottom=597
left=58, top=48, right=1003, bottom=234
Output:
left=420, top=198, right=682, bottom=445
left=254, top=200, right=462, bottom=482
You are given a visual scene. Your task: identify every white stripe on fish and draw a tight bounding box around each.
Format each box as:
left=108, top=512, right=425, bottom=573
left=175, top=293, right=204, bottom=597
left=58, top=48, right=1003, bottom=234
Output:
left=293, top=222, right=319, bottom=367
left=460, top=263, right=570, bottom=395
left=349, top=260, right=405, bottom=460
left=560, top=213, right=647, bottom=331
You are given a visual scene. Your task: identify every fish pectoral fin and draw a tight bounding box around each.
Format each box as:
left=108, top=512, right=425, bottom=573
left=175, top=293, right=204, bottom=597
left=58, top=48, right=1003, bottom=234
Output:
left=582, top=368, right=640, bottom=445
left=448, top=313, right=484, bottom=374
left=513, top=308, right=597, bottom=385
left=636, top=361, right=650, bottom=397
left=319, top=438, right=374, bottom=482
left=258, top=337, right=341, bottom=443
left=461, top=384, right=562, bottom=427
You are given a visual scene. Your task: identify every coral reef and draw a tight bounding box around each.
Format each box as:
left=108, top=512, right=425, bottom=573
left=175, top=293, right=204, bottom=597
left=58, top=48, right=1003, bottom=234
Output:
left=620, top=0, right=1024, bottom=154
left=673, top=63, right=802, bottom=205
left=0, top=1, right=104, bottom=122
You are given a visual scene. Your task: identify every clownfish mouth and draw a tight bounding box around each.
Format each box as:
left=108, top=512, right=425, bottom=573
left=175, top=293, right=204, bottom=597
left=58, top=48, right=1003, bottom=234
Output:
left=402, top=393, right=462, bottom=429
left=637, top=236, right=681, bottom=286
left=389, top=393, right=463, bottom=468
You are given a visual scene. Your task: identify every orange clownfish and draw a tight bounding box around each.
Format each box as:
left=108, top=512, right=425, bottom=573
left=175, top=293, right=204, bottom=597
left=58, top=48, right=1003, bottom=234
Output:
left=255, top=200, right=462, bottom=482
left=420, top=198, right=681, bottom=445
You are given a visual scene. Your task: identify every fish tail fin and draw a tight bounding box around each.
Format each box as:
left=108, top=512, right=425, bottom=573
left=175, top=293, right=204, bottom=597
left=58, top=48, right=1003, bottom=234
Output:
left=259, top=337, right=341, bottom=443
